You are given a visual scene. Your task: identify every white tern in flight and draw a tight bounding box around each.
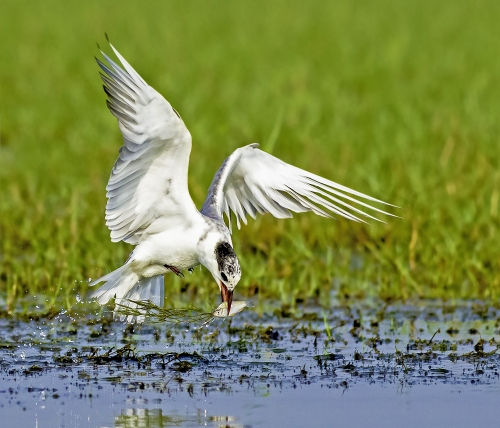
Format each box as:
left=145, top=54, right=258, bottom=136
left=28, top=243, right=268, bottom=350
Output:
left=89, top=43, right=395, bottom=321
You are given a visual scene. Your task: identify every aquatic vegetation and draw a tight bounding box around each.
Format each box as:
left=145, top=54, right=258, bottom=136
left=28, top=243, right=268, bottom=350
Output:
left=115, top=300, right=215, bottom=325
left=114, top=299, right=252, bottom=326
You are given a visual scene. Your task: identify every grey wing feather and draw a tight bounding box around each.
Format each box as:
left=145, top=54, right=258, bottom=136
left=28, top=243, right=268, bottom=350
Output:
left=201, top=144, right=396, bottom=230
left=97, top=44, right=197, bottom=244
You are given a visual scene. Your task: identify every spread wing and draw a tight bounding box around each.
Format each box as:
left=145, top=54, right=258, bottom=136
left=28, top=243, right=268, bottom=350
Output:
left=201, top=144, right=396, bottom=230
left=97, top=44, right=197, bottom=244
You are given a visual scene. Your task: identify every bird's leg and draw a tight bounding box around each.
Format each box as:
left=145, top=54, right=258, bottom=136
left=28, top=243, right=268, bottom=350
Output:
left=188, top=268, right=194, bottom=274
left=164, top=265, right=184, bottom=278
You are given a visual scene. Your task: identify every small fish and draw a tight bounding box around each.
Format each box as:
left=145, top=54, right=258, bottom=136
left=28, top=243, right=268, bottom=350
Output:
left=212, top=301, right=252, bottom=318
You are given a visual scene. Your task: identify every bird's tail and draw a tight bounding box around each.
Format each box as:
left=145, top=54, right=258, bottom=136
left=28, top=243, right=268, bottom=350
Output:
left=89, top=265, right=164, bottom=323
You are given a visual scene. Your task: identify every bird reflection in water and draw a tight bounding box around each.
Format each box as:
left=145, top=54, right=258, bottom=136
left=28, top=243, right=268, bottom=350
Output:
left=114, top=407, right=242, bottom=428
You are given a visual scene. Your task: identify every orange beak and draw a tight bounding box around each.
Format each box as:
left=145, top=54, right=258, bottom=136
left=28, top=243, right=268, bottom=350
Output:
left=220, top=281, right=233, bottom=315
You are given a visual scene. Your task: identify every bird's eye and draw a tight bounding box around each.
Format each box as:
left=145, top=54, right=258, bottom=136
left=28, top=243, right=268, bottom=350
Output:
left=221, top=272, right=228, bottom=281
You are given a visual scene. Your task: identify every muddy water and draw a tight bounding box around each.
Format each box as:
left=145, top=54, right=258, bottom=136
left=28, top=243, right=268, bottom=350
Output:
left=1, top=301, right=499, bottom=427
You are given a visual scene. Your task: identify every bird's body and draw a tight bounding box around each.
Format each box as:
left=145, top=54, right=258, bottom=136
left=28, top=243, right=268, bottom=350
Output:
left=129, top=215, right=228, bottom=276
left=90, top=42, right=395, bottom=322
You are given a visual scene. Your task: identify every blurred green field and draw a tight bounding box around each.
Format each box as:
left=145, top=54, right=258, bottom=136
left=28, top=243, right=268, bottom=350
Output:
left=1, top=0, right=500, bottom=312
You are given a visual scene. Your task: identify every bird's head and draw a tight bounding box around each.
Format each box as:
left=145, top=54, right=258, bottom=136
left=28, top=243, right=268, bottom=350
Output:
left=212, top=241, right=241, bottom=314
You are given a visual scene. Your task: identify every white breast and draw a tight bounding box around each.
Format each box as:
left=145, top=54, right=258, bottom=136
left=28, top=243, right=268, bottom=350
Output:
left=130, top=217, right=208, bottom=276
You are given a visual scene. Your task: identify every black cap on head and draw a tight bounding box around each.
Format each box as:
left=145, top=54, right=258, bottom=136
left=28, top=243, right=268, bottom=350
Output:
left=215, top=242, right=241, bottom=287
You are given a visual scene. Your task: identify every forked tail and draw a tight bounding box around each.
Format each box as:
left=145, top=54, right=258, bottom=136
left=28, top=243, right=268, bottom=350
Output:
left=89, top=265, right=164, bottom=323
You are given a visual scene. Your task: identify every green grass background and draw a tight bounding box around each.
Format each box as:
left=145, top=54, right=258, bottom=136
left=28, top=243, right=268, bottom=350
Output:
left=1, top=0, right=500, bottom=311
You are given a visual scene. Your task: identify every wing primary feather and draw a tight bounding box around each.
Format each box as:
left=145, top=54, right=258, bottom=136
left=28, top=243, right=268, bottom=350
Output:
left=284, top=187, right=332, bottom=218
left=97, top=45, right=195, bottom=243
left=304, top=173, right=398, bottom=207
left=251, top=186, right=291, bottom=218
left=103, top=86, right=136, bottom=114
left=101, top=74, right=135, bottom=102
left=202, top=144, right=396, bottom=233
left=100, top=51, right=143, bottom=94
left=96, top=58, right=138, bottom=95
left=106, top=100, right=138, bottom=124
left=267, top=189, right=307, bottom=213
left=223, top=201, right=232, bottom=232
left=305, top=184, right=386, bottom=222
left=237, top=185, right=258, bottom=219
left=227, top=188, right=247, bottom=226
left=304, top=177, right=398, bottom=218
left=118, top=120, right=137, bottom=134
left=108, top=95, right=136, bottom=117
left=239, top=184, right=266, bottom=215
left=109, top=43, right=148, bottom=87
left=300, top=189, right=365, bottom=222
left=260, top=187, right=293, bottom=217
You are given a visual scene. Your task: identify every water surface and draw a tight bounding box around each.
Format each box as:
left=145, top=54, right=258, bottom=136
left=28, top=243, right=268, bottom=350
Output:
left=1, top=301, right=499, bottom=427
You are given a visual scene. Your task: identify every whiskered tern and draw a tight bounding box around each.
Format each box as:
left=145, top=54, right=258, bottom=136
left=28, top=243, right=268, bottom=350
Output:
left=90, top=43, right=395, bottom=322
